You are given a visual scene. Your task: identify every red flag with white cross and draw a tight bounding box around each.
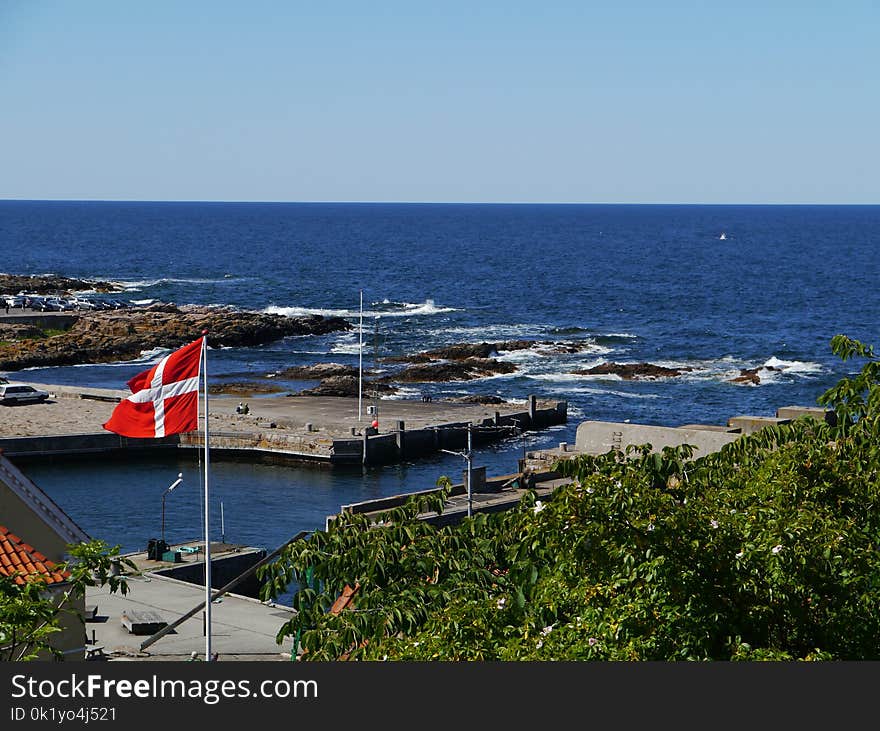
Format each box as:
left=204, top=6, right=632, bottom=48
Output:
left=103, top=337, right=204, bottom=438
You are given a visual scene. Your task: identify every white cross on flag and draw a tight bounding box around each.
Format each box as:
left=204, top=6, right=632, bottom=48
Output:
left=103, top=337, right=204, bottom=438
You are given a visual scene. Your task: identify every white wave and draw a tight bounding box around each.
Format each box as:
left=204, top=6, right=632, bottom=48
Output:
left=384, top=386, right=423, bottom=400
left=754, top=367, right=783, bottom=385
left=265, top=305, right=358, bottom=318
left=107, top=277, right=236, bottom=291
left=48, top=347, right=172, bottom=370
left=137, top=347, right=171, bottom=361
left=264, top=299, right=457, bottom=319
left=544, top=385, right=664, bottom=400
left=373, top=299, right=459, bottom=317
left=524, top=370, right=618, bottom=383
left=440, top=323, right=543, bottom=339
left=537, top=343, right=614, bottom=357
left=130, top=298, right=156, bottom=305
left=763, top=356, right=824, bottom=374
left=331, top=342, right=366, bottom=355
left=495, top=349, right=544, bottom=363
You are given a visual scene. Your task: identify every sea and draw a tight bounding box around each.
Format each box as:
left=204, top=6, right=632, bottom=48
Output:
left=1, top=201, right=879, bottom=563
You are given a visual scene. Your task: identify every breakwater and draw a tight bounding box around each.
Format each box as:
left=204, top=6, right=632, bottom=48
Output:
left=0, top=394, right=568, bottom=467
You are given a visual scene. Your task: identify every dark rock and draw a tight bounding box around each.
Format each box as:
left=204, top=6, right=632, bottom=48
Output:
left=291, top=375, right=397, bottom=398
left=447, top=394, right=506, bottom=404
left=573, top=362, right=693, bottom=380
left=0, top=273, right=120, bottom=295
left=730, top=365, right=780, bottom=385
left=208, top=381, right=288, bottom=395
left=386, top=358, right=517, bottom=383
left=0, top=305, right=352, bottom=371
left=384, top=340, right=537, bottom=363
left=0, top=324, right=45, bottom=341
left=272, top=363, right=361, bottom=380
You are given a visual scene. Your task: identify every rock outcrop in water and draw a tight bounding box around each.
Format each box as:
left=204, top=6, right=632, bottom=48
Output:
left=573, top=362, right=693, bottom=380
left=0, top=304, right=352, bottom=371
left=382, top=358, right=518, bottom=383
left=291, top=375, right=398, bottom=397
left=446, top=394, right=506, bottom=404
left=271, top=363, right=361, bottom=380
left=729, top=365, right=780, bottom=385
left=384, top=340, right=538, bottom=363
left=208, top=381, right=288, bottom=395
left=0, top=273, right=120, bottom=295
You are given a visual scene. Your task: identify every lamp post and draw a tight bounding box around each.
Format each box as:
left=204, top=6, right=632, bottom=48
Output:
left=441, top=423, right=473, bottom=518
left=161, top=473, right=184, bottom=544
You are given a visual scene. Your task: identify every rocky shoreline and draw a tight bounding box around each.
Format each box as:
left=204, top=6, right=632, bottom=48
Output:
left=0, top=302, right=351, bottom=371
left=0, top=273, right=121, bottom=296
left=0, top=276, right=778, bottom=392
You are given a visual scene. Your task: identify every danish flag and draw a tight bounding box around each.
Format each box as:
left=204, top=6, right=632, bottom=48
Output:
left=103, top=337, right=204, bottom=439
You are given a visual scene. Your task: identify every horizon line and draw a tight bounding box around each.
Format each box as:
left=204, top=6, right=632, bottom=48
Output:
left=1, top=198, right=878, bottom=206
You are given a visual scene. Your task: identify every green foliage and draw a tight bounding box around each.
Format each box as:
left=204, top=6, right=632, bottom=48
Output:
left=260, top=335, right=880, bottom=661
left=0, top=539, right=135, bottom=661
left=818, top=334, right=880, bottom=427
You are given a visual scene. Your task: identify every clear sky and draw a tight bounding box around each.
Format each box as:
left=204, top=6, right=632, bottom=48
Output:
left=1, top=1, right=878, bottom=203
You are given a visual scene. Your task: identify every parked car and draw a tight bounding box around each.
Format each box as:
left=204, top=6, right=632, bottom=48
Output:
left=0, top=383, right=50, bottom=405
left=34, top=298, right=62, bottom=312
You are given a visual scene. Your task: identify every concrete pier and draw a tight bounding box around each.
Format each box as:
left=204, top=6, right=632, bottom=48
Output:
left=0, top=381, right=567, bottom=466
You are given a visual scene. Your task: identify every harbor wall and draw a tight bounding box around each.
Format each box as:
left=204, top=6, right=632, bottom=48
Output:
left=0, top=397, right=568, bottom=467
left=331, top=398, right=569, bottom=466
left=152, top=548, right=267, bottom=598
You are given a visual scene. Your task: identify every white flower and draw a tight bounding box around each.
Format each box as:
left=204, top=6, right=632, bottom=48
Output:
left=647, top=523, right=655, bottom=532
left=709, top=520, right=719, bottom=529
left=771, top=544, right=783, bottom=555
left=588, top=637, right=599, bottom=647
left=536, top=640, right=543, bottom=649
left=533, top=501, right=545, bottom=514
left=586, top=487, right=594, bottom=494
left=496, top=597, right=507, bottom=609
left=735, top=551, right=744, bottom=559
left=541, top=624, right=554, bottom=636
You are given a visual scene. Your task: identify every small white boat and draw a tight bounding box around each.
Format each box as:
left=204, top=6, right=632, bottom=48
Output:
left=719, top=232, right=727, bottom=240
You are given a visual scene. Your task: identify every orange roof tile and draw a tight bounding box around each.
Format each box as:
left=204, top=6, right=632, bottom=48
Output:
left=0, top=525, right=69, bottom=586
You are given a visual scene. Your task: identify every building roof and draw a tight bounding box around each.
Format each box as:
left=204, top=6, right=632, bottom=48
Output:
left=0, top=452, right=90, bottom=549
left=0, top=525, right=69, bottom=585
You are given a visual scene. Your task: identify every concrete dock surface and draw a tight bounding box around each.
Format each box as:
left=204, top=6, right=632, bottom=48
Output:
left=0, top=380, right=545, bottom=441
left=85, top=573, right=296, bottom=661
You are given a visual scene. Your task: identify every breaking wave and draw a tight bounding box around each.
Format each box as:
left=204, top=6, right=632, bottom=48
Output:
left=264, top=299, right=458, bottom=319
left=107, top=277, right=237, bottom=292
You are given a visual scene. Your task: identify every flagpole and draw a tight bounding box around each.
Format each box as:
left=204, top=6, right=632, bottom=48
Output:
left=201, top=333, right=212, bottom=661
left=358, top=290, right=363, bottom=421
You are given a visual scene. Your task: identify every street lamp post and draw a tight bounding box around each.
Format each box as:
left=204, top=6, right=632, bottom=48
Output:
left=441, top=423, right=473, bottom=518
left=161, top=473, right=184, bottom=544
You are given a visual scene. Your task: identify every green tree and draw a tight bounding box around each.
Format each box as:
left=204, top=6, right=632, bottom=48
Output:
left=260, top=335, right=880, bottom=661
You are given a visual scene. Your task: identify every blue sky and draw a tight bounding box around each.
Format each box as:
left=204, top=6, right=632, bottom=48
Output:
left=1, top=1, right=877, bottom=203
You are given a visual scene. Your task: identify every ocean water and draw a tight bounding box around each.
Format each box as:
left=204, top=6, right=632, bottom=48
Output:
left=2, top=201, right=879, bottom=556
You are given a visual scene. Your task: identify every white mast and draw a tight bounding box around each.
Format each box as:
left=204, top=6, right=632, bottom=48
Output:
left=358, top=290, right=364, bottom=421
left=201, top=334, right=213, bottom=661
